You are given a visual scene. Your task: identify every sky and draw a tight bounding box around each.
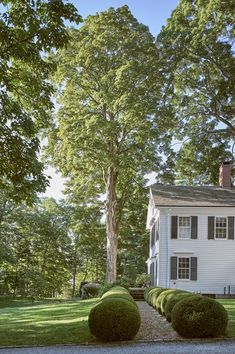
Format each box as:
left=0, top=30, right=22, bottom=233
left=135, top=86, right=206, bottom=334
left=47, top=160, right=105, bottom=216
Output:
left=42, top=0, right=180, bottom=200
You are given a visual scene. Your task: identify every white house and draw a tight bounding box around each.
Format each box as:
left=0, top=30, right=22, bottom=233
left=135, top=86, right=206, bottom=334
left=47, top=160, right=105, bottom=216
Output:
left=147, top=162, right=235, bottom=295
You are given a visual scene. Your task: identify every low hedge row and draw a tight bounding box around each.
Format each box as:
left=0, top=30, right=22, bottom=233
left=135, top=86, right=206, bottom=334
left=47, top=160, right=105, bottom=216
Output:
left=144, top=287, right=228, bottom=338
left=88, top=286, right=141, bottom=341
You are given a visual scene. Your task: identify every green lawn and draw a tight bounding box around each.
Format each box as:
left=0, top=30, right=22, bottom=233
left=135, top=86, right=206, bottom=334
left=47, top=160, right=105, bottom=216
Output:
left=0, top=298, right=99, bottom=346
left=218, top=299, right=235, bottom=337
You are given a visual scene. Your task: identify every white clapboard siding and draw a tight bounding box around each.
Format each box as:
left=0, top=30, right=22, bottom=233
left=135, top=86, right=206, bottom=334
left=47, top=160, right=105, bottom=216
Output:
left=153, top=207, right=235, bottom=294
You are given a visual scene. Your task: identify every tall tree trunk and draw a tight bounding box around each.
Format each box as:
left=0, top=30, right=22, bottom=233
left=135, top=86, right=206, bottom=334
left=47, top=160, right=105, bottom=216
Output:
left=105, top=167, right=118, bottom=283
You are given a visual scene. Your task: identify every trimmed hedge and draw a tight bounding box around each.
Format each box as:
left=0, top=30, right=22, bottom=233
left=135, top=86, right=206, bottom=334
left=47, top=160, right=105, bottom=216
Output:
left=88, top=297, right=141, bottom=341
left=147, top=287, right=163, bottom=306
left=101, top=286, right=130, bottom=298
left=165, top=290, right=194, bottom=322
left=144, top=287, right=155, bottom=301
left=171, top=295, right=228, bottom=338
left=151, top=288, right=168, bottom=310
left=155, top=289, right=177, bottom=315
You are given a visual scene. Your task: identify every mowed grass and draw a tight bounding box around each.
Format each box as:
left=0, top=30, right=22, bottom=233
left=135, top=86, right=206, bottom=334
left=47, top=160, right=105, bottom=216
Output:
left=218, top=299, right=235, bottom=337
left=0, top=298, right=99, bottom=346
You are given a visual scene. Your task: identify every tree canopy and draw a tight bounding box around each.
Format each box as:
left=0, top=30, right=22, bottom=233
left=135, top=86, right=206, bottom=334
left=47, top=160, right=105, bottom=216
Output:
left=48, top=5, right=168, bottom=281
left=0, top=0, right=82, bottom=203
left=157, top=0, right=235, bottom=184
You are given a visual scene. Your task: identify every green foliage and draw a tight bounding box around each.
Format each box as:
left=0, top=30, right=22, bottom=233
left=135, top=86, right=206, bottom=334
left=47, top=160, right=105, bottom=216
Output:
left=98, top=277, right=131, bottom=296
left=145, top=287, right=165, bottom=306
left=88, top=298, right=140, bottom=341
left=135, top=273, right=151, bottom=287
left=0, top=197, right=72, bottom=297
left=0, top=1, right=81, bottom=202
left=48, top=5, right=169, bottom=281
left=156, top=289, right=177, bottom=316
left=144, top=287, right=155, bottom=301
left=151, top=288, right=168, bottom=310
left=101, top=285, right=134, bottom=304
left=164, top=291, right=195, bottom=322
left=157, top=0, right=235, bottom=184
left=118, top=185, right=149, bottom=284
left=171, top=296, right=228, bottom=338
left=101, top=286, right=130, bottom=298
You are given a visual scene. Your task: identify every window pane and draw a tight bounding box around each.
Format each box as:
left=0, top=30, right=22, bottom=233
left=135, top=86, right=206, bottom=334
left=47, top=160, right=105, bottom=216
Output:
left=178, top=257, right=190, bottom=279
left=178, top=217, right=191, bottom=239
left=215, top=217, right=227, bottom=239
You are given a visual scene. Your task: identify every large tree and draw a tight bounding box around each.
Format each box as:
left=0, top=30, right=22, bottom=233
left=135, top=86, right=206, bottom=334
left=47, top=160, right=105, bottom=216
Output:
left=157, top=0, right=235, bottom=184
left=0, top=0, right=81, bottom=202
left=48, top=6, right=167, bottom=282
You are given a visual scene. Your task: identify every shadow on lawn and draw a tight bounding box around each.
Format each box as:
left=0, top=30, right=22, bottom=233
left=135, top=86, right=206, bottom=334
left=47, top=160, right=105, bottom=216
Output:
left=0, top=298, right=98, bottom=346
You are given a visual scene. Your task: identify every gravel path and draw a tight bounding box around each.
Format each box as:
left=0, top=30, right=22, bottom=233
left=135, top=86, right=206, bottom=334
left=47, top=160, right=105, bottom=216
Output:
left=135, top=301, right=181, bottom=341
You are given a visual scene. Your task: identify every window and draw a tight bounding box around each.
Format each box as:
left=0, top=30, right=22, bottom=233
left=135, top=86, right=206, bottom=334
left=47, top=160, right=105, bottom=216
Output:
left=215, top=217, right=227, bottom=239
left=178, top=217, right=191, bottom=239
left=178, top=257, right=190, bottom=279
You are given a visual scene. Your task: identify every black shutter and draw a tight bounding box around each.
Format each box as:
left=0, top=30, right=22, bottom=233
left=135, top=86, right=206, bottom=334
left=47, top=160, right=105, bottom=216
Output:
left=208, top=216, right=215, bottom=239
left=170, top=256, right=177, bottom=280
left=228, top=217, right=234, bottom=240
left=191, top=216, right=198, bottom=239
left=190, top=257, right=197, bottom=280
left=171, top=216, right=178, bottom=239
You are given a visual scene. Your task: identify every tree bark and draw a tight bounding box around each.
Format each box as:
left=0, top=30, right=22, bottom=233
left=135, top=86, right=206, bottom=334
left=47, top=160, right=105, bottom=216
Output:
left=105, top=167, right=118, bottom=283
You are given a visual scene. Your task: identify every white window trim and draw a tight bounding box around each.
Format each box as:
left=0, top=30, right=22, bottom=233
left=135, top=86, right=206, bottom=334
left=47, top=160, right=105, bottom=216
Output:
left=178, top=216, right=191, bottom=240
left=177, top=256, right=190, bottom=281
left=214, top=216, right=228, bottom=240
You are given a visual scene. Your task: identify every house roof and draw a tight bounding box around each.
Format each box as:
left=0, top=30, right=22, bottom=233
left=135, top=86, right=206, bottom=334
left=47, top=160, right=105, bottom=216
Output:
left=150, top=185, right=235, bottom=207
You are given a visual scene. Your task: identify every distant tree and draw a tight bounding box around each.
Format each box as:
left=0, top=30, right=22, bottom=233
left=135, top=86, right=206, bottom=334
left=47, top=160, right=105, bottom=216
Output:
left=157, top=0, right=235, bottom=184
left=48, top=6, right=168, bottom=282
left=118, top=180, right=149, bottom=282
left=0, top=0, right=81, bottom=202
left=64, top=197, right=106, bottom=296
left=0, top=198, right=71, bottom=297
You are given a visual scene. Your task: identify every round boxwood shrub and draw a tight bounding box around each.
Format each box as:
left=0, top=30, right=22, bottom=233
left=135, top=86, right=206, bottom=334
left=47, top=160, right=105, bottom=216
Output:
left=171, top=296, right=228, bottom=338
left=101, top=293, right=137, bottom=306
left=147, top=287, right=162, bottom=306
left=165, top=290, right=193, bottom=322
left=155, top=289, right=177, bottom=315
left=158, top=289, right=178, bottom=316
left=151, top=288, right=167, bottom=309
left=144, top=287, right=155, bottom=301
left=98, top=284, right=130, bottom=297
left=101, top=287, right=129, bottom=299
left=88, top=298, right=141, bottom=341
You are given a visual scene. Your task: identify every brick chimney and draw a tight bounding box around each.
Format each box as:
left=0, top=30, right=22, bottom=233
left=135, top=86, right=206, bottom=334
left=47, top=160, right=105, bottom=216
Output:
left=219, top=162, right=232, bottom=188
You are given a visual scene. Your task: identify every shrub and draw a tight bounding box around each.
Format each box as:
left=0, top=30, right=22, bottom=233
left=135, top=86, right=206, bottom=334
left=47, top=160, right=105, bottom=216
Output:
left=171, top=296, right=228, bottom=338
left=151, top=288, right=168, bottom=310
left=135, top=273, right=151, bottom=287
left=101, top=286, right=129, bottom=297
left=101, top=286, right=134, bottom=304
left=154, top=289, right=176, bottom=315
left=144, top=286, right=155, bottom=301
left=98, top=277, right=131, bottom=297
left=102, top=293, right=137, bottom=306
left=114, top=276, right=132, bottom=289
left=156, top=289, right=178, bottom=316
left=165, top=290, right=193, bottom=322
left=81, top=282, right=100, bottom=299
left=88, top=298, right=141, bottom=341
left=146, top=287, right=162, bottom=305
